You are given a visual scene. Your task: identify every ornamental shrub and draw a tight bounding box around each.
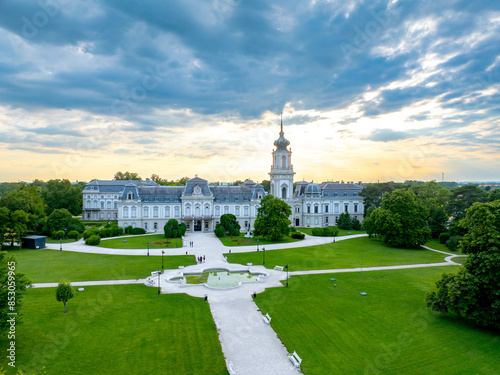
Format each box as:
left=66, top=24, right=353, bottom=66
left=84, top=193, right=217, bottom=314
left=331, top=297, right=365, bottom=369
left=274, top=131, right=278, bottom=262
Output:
left=83, top=228, right=100, bottom=240
left=124, top=225, right=133, bottom=234
left=68, top=230, right=80, bottom=240
left=99, top=227, right=112, bottom=238
left=311, top=228, right=323, bottom=236
left=85, top=234, right=101, bottom=246
left=291, top=233, right=305, bottom=239
left=131, top=227, right=146, bottom=235
left=439, top=232, right=451, bottom=244
left=214, top=223, right=226, bottom=238
left=52, top=230, right=66, bottom=239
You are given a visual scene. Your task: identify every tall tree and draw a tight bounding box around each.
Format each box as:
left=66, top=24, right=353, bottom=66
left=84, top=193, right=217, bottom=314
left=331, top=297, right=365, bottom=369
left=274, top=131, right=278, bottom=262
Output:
left=360, top=182, right=407, bottom=215
left=488, top=189, right=500, bottom=202
left=42, top=179, right=82, bottom=216
left=113, top=171, right=142, bottom=180
left=370, top=189, right=431, bottom=248
left=0, top=252, right=31, bottom=333
left=426, top=201, right=500, bottom=329
left=56, top=280, right=75, bottom=313
left=254, top=195, right=291, bottom=240
left=0, top=185, right=45, bottom=231
left=44, top=208, right=74, bottom=235
left=447, top=184, right=488, bottom=220
left=410, top=181, right=451, bottom=213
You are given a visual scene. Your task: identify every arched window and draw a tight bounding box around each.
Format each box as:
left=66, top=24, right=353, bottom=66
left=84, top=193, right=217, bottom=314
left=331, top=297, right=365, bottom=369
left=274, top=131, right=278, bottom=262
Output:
left=235, top=206, right=240, bottom=216
left=127, top=192, right=133, bottom=200
left=165, top=207, right=170, bottom=217
left=153, top=207, right=158, bottom=217
left=131, top=207, right=137, bottom=218
left=281, top=155, right=287, bottom=168
left=204, top=206, right=210, bottom=216
left=107, top=201, right=111, bottom=209
left=186, top=206, right=191, bottom=216
left=282, top=186, right=287, bottom=199
left=195, top=206, right=200, bottom=217
left=144, top=207, right=149, bottom=217
left=123, top=207, right=129, bottom=218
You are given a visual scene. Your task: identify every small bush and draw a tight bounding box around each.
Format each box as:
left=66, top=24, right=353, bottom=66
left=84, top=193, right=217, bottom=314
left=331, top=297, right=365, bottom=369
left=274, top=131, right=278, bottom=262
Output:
left=311, top=228, right=323, bottom=236
left=99, top=227, right=112, bottom=238
left=445, top=236, right=462, bottom=251
left=83, top=228, right=100, bottom=240
left=351, top=218, right=362, bottom=230
left=439, top=232, right=451, bottom=244
left=110, top=225, right=123, bottom=237
left=124, top=225, right=133, bottom=234
left=85, top=234, right=101, bottom=246
left=291, top=233, right=305, bottom=239
left=52, top=230, right=66, bottom=239
left=131, top=227, right=146, bottom=235
left=214, top=223, right=225, bottom=238
left=67, top=230, right=80, bottom=240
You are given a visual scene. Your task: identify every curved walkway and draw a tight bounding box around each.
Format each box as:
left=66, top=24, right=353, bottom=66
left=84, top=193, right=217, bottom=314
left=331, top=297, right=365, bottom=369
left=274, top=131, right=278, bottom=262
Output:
left=37, top=232, right=462, bottom=374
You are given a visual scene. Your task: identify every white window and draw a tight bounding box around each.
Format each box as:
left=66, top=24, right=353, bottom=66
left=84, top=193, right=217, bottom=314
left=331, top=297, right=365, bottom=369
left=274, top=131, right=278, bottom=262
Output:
left=195, top=207, right=200, bottom=217
left=314, top=217, right=318, bottom=225
left=100, top=213, right=104, bottom=219
left=244, top=206, right=249, bottom=216
left=314, top=205, right=319, bottom=214
left=123, top=207, right=129, bottom=218
left=165, top=207, right=170, bottom=217
left=100, top=202, right=104, bottom=209
left=307, top=206, right=311, bottom=214
left=107, top=213, right=111, bottom=219
left=175, top=207, right=180, bottom=217
left=306, top=218, right=310, bottom=225
left=153, top=207, right=158, bottom=217
left=131, top=207, right=137, bottom=218
left=215, top=206, right=220, bottom=216
left=114, top=202, right=117, bottom=209
left=86, top=200, right=91, bottom=209
left=205, top=206, right=209, bottom=216
left=354, top=204, right=358, bottom=213
left=94, top=201, right=98, bottom=209
left=235, top=206, right=240, bottom=216
left=144, top=223, right=148, bottom=230
left=186, top=206, right=191, bottom=216
left=345, top=204, right=349, bottom=212
left=334, top=203, right=339, bottom=213
left=107, top=201, right=111, bottom=209
left=295, top=206, right=300, bottom=213
left=154, top=222, right=158, bottom=230
left=325, top=205, right=329, bottom=213
left=224, top=206, right=229, bottom=214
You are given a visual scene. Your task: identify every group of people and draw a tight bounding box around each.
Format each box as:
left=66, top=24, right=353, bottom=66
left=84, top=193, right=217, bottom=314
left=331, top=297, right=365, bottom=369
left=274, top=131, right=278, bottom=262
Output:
left=189, top=241, right=194, bottom=247
left=197, top=255, right=206, bottom=263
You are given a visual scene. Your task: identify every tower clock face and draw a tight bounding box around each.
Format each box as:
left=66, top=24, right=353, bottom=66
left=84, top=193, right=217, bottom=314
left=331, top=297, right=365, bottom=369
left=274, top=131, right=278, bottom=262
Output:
left=194, top=185, right=202, bottom=195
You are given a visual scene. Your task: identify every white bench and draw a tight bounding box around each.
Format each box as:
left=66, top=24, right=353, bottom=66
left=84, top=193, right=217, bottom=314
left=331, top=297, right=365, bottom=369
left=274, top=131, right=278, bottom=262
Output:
left=288, top=351, right=302, bottom=368
left=263, top=313, right=271, bottom=324
left=146, top=279, right=154, bottom=285
left=274, top=265, right=284, bottom=271
left=226, top=360, right=236, bottom=375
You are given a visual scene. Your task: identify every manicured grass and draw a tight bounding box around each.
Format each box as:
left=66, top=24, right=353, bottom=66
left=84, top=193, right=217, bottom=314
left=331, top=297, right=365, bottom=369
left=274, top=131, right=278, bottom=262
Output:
left=296, top=226, right=366, bottom=237
left=218, top=232, right=301, bottom=247
left=99, top=234, right=183, bottom=249
left=5, top=249, right=196, bottom=283
left=224, top=237, right=447, bottom=271
left=254, top=266, right=500, bottom=375
left=0, top=285, right=227, bottom=375
left=424, top=238, right=457, bottom=253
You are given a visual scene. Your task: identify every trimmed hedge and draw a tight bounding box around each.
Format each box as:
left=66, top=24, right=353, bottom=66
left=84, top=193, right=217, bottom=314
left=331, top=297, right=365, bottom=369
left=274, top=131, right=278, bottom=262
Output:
left=291, top=233, right=305, bottom=239
left=85, top=234, right=101, bottom=246
left=131, top=227, right=146, bottom=235
left=68, top=230, right=80, bottom=240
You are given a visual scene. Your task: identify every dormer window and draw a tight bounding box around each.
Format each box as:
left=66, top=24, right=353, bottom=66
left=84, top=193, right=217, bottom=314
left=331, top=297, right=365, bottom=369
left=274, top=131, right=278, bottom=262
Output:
left=127, top=193, right=133, bottom=200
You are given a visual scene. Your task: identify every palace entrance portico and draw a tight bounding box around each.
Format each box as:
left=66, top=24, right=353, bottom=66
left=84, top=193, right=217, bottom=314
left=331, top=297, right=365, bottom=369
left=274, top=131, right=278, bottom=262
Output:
left=184, top=216, right=213, bottom=232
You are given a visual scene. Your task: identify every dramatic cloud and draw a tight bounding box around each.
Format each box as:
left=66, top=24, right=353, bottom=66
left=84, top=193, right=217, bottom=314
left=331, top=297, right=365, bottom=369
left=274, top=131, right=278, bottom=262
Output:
left=0, top=0, right=499, bottom=182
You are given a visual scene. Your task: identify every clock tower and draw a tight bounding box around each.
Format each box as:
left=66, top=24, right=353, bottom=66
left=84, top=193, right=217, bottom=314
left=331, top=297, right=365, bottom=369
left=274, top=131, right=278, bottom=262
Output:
left=269, top=116, right=295, bottom=200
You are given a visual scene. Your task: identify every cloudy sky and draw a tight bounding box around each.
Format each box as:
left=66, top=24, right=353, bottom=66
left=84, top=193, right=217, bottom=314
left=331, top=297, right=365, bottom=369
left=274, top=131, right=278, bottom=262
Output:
left=0, top=0, right=499, bottom=183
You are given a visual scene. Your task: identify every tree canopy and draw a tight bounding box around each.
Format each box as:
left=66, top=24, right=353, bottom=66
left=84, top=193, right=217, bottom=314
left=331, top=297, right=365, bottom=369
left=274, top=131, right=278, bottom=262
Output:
left=0, top=252, right=31, bottom=332
left=447, top=184, right=488, bottom=220
left=365, top=189, right=431, bottom=248
left=42, top=179, right=83, bottom=216
left=113, top=171, right=142, bottom=180
left=426, top=201, right=500, bottom=329
left=359, top=182, right=407, bottom=215
left=56, top=280, right=75, bottom=313
left=254, top=195, right=291, bottom=240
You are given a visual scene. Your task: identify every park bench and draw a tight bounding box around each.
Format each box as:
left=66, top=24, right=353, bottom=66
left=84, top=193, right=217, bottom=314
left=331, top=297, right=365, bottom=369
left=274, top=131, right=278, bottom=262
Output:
left=146, top=279, right=154, bottom=285
left=288, top=351, right=302, bottom=368
left=274, top=265, right=284, bottom=271
left=263, top=313, right=272, bottom=324
left=226, top=360, right=236, bottom=375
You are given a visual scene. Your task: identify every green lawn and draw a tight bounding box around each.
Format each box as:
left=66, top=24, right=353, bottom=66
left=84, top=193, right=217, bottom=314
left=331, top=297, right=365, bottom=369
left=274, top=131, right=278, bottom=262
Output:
left=255, top=266, right=500, bottom=375
left=99, top=234, right=183, bottom=249
left=0, top=285, right=226, bottom=375
left=296, top=227, right=366, bottom=237
left=224, top=237, right=448, bottom=271
left=424, top=238, right=457, bottom=253
left=218, top=232, right=301, bottom=247
left=6, top=249, right=196, bottom=283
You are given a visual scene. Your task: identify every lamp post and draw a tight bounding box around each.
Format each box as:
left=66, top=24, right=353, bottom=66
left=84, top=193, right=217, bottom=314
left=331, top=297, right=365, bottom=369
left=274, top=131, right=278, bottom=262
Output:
left=147, top=242, right=150, bottom=256
left=60, top=238, right=62, bottom=251
left=285, top=264, right=289, bottom=287
left=157, top=271, right=161, bottom=295
left=161, top=250, right=165, bottom=271
left=333, top=232, right=336, bottom=243
left=257, top=238, right=259, bottom=252
left=262, top=246, right=265, bottom=265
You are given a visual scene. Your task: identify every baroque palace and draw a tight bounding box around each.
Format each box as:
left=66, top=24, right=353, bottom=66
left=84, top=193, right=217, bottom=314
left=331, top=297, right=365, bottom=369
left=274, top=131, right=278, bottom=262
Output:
left=82, top=124, right=364, bottom=232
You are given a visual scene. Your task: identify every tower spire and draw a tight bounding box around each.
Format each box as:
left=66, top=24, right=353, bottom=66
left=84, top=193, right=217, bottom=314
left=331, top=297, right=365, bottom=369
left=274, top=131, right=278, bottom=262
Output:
left=280, top=111, right=283, bottom=132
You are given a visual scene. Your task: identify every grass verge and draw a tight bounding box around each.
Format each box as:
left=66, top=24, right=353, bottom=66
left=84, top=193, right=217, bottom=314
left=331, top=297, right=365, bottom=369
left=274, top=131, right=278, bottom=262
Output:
left=99, top=234, right=182, bottom=249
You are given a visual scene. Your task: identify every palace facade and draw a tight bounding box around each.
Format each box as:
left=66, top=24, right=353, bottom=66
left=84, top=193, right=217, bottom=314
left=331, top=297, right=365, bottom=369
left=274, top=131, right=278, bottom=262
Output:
left=82, top=124, right=364, bottom=232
